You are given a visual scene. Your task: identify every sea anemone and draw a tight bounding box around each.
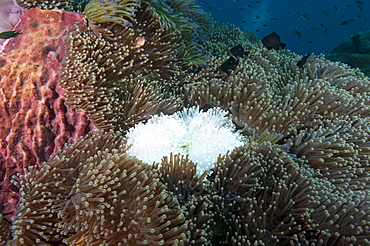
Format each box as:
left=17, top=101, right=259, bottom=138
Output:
left=84, top=0, right=139, bottom=27
left=8, top=130, right=189, bottom=245
left=126, top=106, right=246, bottom=175
left=60, top=16, right=183, bottom=131
left=3, top=6, right=370, bottom=244
left=16, top=0, right=90, bottom=12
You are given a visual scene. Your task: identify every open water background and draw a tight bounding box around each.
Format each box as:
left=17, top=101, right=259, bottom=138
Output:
left=196, top=0, right=370, bottom=55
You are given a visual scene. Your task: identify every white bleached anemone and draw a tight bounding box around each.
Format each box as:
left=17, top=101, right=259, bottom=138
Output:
left=126, top=106, right=247, bottom=175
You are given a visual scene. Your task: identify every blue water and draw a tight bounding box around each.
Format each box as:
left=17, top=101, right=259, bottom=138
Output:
left=197, top=0, right=370, bottom=55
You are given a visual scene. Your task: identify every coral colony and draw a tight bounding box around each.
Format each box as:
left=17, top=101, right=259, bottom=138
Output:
left=0, top=0, right=370, bottom=245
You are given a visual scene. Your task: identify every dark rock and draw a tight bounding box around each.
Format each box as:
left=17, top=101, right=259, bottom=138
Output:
left=351, top=32, right=362, bottom=52
left=326, top=52, right=351, bottom=64
left=361, top=64, right=370, bottom=75
left=327, top=30, right=370, bottom=77
left=351, top=31, right=370, bottom=54
left=331, top=36, right=358, bottom=54
left=348, top=54, right=370, bottom=68
left=358, top=31, right=370, bottom=53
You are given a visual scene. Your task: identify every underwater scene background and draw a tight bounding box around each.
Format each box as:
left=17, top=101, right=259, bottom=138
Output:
left=197, top=0, right=370, bottom=55
left=0, top=0, right=370, bottom=245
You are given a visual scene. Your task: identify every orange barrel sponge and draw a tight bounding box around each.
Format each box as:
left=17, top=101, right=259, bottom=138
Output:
left=0, top=7, right=94, bottom=221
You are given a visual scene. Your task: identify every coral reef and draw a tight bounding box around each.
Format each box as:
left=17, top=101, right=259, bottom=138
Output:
left=6, top=121, right=370, bottom=245
left=1, top=1, right=370, bottom=245
left=326, top=30, right=370, bottom=77
left=0, top=8, right=93, bottom=221
left=181, top=37, right=370, bottom=243
left=184, top=48, right=370, bottom=192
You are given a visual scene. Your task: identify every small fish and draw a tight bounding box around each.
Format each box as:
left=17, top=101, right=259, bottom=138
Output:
left=340, top=21, right=349, bottom=26
left=301, top=13, right=310, bottom=20
left=356, top=1, right=364, bottom=4
left=230, top=44, right=249, bottom=58
left=0, top=31, right=22, bottom=39
left=292, top=30, right=303, bottom=38
left=239, top=8, right=245, bottom=11
left=297, top=53, right=311, bottom=68
left=219, top=57, right=239, bottom=75
left=332, top=6, right=338, bottom=10
left=262, top=32, right=286, bottom=50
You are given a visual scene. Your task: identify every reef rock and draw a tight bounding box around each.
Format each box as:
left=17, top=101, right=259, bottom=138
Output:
left=0, top=7, right=93, bottom=221
left=327, top=30, right=370, bottom=77
left=353, top=31, right=370, bottom=54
